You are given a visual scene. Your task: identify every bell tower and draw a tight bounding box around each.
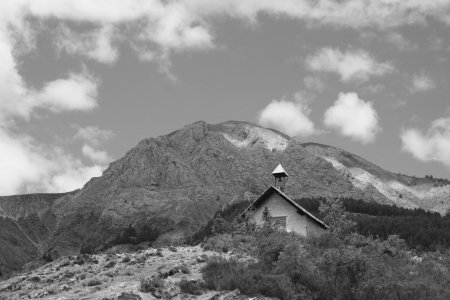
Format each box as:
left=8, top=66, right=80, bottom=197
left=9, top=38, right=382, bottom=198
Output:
left=272, top=164, right=289, bottom=192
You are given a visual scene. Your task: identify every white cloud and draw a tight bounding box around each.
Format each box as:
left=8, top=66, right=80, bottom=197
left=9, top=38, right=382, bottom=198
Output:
left=188, top=0, right=450, bottom=29
left=55, top=25, right=119, bottom=64
left=306, top=48, right=394, bottom=83
left=0, top=14, right=101, bottom=194
left=82, top=144, right=111, bottom=164
left=0, top=127, right=103, bottom=195
left=74, top=126, right=114, bottom=147
left=5, top=0, right=450, bottom=67
left=324, top=92, right=381, bottom=144
left=34, top=72, right=99, bottom=113
left=410, top=73, right=436, bottom=93
left=2, top=1, right=450, bottom=70
left=401, top=118, right=450, bottom=167
left=258, top=99, right=315, bottom=137
left=75, top=126, right=114, bottom=164
left=384, top=32, right=416, bottom=51
left=0, top=28, right=99, bottom=122
left=304, top=76, right=325, bottom=92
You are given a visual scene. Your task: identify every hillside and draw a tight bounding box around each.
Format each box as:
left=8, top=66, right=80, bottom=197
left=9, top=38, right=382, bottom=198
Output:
left=0, top=192, right=74, bottom=280
left=0, top=245, right=255, bottom=300
left=1, top=120, right=450, bottom=279
left=303, top=143, right=450, bottom=213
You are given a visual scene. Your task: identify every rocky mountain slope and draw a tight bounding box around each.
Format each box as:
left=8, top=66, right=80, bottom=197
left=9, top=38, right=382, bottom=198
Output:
left=1, top=120, right=449, bottom=279
left=0, top=192, right=74, bottom=280
left=303, top=143, right=450, bottom=213
left=0, top=245, right=257, bottom=300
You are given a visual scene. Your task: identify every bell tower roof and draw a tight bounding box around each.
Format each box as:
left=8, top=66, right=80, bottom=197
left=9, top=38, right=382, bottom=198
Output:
left=272, top=164, right=288, bottom=178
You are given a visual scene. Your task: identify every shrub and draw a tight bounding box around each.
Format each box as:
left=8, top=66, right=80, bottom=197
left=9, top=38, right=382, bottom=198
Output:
left=179, top=265, right=190, bottom=274
left=139, top=276, right=164, bottom=293
left=254, top=226, right=301, bottom=267
left=178, top=279, right=203, bottom=295
left=201, top=256, right=297, bottom=300
left=203, top=234, right=234, bottom=252
left=86, top=278, right=102, bottom=286
left=117, top=292, right=142, bottom=300
left=168, top=246, right=177, bottom=252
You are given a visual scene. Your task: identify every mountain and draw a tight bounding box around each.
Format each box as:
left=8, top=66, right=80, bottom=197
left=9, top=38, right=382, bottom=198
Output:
left=1, top=120, right=449, bottom=278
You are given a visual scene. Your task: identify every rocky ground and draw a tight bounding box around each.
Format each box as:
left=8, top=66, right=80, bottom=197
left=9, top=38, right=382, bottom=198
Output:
left=0, top=245, right=264, bottom=300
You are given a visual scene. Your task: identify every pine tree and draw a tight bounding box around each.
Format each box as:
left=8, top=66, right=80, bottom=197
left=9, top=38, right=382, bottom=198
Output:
left=319, top=197, right=355, bottom=237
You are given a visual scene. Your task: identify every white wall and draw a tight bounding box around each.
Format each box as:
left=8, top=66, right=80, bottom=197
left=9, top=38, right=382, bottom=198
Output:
left=249, top=192, right=325, bottom=237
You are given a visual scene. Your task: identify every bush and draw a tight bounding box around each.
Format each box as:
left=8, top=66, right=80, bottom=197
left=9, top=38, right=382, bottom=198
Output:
left=254, top=225, right=302, bottom=267
left=201, top=256, right=297, bottom=300
left=117, top=292, right=142, bottom=300
left=203, top=233, right=254, bottom=253
left=139, top=276, right=164, bottom=293
left=86, top=278, right=102, bottom=286
left=179, top=265, right=190, bottom=274
left=178, top=279, right=203, bottom=295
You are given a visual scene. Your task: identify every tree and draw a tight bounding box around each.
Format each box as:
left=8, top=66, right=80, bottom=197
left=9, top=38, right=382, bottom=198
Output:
left=262, top=206, right=271, bottom=223
left=319, top=197, right=355, bottom=238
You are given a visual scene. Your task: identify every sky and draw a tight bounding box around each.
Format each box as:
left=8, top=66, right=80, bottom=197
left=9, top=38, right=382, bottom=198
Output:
left=1, top=0, right=450, bottom=195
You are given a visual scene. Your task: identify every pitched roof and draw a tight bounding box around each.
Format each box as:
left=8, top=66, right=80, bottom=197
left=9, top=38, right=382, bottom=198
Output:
left=272, top=164, right=288, bottom=177
left=243, top=186, right=328, bottom=229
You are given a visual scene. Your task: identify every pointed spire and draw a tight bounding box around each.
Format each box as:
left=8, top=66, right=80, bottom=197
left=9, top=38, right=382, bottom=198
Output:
left=272, top=164, right=288, bottom=177
left=272, top=164, right=288, bottom=191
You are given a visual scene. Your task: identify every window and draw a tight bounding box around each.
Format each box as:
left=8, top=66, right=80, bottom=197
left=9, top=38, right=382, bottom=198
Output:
left=269, top=216, right=287, bottom=229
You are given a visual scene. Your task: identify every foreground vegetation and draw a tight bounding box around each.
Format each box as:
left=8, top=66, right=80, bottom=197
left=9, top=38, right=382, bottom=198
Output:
left=198, top=198, right=450, bottom=299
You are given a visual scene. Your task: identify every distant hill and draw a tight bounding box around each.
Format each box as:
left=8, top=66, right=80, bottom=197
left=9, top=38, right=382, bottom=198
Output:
left=0, top=192, right=74, bottom=279
left=1, top=120, right=449, bottom=278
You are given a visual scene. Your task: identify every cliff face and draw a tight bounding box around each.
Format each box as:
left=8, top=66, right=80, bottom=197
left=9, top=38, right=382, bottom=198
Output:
left=2, top=120, right=449, bottom=278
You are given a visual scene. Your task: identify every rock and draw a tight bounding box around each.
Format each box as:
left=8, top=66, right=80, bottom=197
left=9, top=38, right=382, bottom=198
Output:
left=73, top=256, right=85, bottom=265
left=152, top=289, right=163, bottom=299
left=27, top=275, right=41, bottom=282
left=58, top=258, right=70, bottom=268
left=196, top=256, right=207, bottom=263
left=162, top=283, right=180, bottom=299
left=105, top=261, right=116, bottom=269
left=209, top=289, right=246, bottom=300
left=117, top=292, right=142, bottom=300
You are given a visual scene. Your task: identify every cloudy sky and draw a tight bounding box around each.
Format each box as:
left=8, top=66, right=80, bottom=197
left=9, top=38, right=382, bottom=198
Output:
left=1, top=0, right=450, bottom=195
